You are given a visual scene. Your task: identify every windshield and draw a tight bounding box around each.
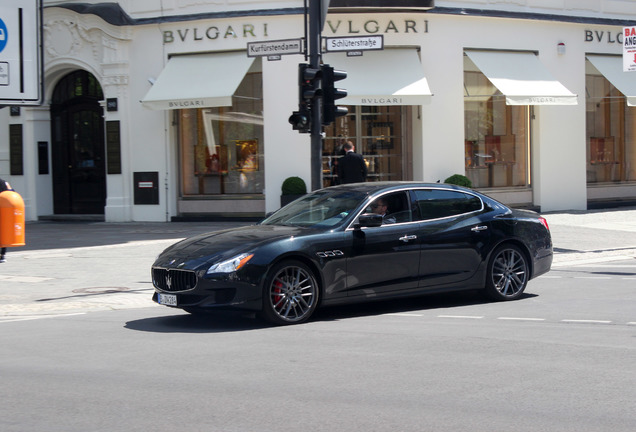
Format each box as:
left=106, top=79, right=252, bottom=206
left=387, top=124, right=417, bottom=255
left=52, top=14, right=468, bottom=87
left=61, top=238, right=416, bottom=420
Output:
left=262, top=189, right=367, bottom=228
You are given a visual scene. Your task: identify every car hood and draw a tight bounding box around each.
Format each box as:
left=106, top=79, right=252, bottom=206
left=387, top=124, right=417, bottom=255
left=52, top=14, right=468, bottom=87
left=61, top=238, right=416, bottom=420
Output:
left=154, top=224, right=311, bottom=268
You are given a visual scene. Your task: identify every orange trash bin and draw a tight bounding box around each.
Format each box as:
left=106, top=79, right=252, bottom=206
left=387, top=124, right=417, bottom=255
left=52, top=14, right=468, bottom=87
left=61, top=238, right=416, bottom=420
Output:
left=0, top=190, right=25, bottom=247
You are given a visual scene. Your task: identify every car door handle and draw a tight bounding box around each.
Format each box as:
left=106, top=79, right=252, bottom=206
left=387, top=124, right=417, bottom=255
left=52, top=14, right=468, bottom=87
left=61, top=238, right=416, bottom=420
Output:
left=471, top=225, right=488, bottom=232
left=399, top=235, right=417, bottom=242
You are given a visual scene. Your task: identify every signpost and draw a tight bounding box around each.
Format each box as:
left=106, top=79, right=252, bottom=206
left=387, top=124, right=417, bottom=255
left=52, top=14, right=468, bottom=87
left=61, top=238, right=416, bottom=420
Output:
left=0, top=0, right=43, bottom=106
left=624, top=26, right=636, bottom=72
left=324, top=35, right=384, bottom=53
left=247, top=39, right=303, bottom=61
left=249, top=0, right=354, bottom=191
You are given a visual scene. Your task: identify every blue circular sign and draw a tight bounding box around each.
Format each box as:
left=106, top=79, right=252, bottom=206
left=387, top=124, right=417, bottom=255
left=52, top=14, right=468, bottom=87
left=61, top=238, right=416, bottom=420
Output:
left=0, top=18, right=8, bottom=53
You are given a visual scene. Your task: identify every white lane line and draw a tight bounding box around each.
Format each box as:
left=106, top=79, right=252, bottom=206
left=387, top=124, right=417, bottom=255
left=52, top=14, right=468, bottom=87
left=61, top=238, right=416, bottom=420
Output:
left=0, top=313, right=86, bottom=323
left=438, top=315, right=484, bottom=319
left=387, top=313, right=423, bottom=317
left=628, top=322, right=636, bottom=326
left=0, top=275, right=54, bottom=283
left=573, top=276, right=612, bottom=280
left=561, top=319, right=612, bottom=324
left=498, top=317, right=546, bottom=321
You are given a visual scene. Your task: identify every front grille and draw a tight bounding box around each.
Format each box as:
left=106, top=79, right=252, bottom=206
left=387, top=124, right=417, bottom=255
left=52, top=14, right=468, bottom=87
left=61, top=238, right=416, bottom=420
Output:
left=152, top=268, right=197, bottom=292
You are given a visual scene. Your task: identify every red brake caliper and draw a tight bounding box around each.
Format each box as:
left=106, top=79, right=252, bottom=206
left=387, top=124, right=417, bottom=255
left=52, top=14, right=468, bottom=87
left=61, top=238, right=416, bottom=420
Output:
left=273, top=280, right=283, bottom=305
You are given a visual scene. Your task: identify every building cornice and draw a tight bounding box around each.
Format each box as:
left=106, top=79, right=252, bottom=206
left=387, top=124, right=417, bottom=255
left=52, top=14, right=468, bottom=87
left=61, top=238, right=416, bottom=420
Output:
left=47, top=2, right=636, bottom=27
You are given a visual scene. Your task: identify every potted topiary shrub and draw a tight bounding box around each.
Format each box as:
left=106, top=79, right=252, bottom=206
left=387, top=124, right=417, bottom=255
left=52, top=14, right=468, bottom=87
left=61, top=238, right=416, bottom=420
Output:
left=280, top=176, right=307, bottom=207
left=444, top=174, right=472, bottom=188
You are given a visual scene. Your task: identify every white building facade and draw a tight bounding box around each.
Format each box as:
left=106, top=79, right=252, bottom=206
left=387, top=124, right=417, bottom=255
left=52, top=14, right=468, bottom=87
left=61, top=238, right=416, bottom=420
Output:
left=1, top=0, right=635, bottom=222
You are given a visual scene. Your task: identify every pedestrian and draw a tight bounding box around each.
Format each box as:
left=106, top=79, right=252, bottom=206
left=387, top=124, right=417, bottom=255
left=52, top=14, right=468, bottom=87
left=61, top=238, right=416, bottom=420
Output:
left=337, top=141, right=367, bottom=184
left=0, top=177, right=14, bottom=263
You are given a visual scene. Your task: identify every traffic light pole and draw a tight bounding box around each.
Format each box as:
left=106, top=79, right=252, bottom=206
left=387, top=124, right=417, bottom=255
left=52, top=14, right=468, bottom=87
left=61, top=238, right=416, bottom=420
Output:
left=308, top=0, right=322, bottom=192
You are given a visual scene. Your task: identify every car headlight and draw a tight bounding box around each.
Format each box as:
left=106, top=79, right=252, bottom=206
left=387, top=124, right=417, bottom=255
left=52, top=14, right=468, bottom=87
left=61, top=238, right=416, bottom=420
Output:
left=207, top=253, right=254, bottom=275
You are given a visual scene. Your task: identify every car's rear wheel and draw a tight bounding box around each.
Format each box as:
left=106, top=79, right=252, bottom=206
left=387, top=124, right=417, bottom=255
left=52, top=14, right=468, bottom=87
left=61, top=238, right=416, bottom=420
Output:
left=485, top=244, right=529, bottom=301
left=261, top=260, right=319, bottom=325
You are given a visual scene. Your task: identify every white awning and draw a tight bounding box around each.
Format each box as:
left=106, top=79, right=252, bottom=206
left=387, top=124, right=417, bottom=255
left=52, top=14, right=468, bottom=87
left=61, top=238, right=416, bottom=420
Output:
left=323, top=49, right=432, bottom=105
left=464, top=50, right=578, bottom=106
left=141, top=52, right=255, bottom=110
left=587, top=55, right=636, bottom=107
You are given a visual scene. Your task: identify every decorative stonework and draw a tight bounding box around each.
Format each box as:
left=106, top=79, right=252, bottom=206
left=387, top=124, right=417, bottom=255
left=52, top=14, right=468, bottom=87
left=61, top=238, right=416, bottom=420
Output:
left=44, top=19, right=89, bottom=58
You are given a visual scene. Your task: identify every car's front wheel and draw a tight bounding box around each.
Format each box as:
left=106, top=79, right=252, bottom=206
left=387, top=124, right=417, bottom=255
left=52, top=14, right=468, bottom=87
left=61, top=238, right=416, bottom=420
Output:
left=261, top=260, right=319, bottom=325
left=485, top=244, right=529, bottom=301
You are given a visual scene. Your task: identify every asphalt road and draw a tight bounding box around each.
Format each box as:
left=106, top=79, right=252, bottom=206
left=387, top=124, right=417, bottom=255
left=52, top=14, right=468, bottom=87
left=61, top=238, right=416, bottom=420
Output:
left=1, top=266, right=634, bottom=432
left=0, top=208, right=635, bottom=431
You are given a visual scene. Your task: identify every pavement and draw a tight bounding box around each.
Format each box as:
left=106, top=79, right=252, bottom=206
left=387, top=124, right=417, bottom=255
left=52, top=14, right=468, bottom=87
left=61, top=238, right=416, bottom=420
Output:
left=1, top=207, right=636, bottom=318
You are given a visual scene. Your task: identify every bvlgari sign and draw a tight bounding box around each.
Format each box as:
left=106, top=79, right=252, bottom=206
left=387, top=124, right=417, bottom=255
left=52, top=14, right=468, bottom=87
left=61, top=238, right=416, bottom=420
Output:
left=161, top=19, right=429, bottom=45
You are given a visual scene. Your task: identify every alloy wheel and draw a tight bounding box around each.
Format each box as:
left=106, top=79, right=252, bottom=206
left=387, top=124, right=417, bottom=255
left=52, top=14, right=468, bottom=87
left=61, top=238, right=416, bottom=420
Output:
left=487, top=245, right=528, bottom=300
left=265, top=262, right=318, bottom=324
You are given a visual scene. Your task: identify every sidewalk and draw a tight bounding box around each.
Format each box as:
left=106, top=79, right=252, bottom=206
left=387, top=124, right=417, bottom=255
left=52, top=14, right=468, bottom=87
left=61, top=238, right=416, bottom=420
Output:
left=543, top=206, right=636, bottom=265
left=4, top=206, right=636, bottom=261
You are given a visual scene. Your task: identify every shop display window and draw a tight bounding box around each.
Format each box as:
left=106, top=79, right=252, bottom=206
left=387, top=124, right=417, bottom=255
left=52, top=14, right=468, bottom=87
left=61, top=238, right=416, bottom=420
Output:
left=178, top=70, right=263, bottom=195
left=322, top=106, right=410, bottom=187
left=585, top=61, right=636, bottom=183
left=463, top=64, right=530, bottom=189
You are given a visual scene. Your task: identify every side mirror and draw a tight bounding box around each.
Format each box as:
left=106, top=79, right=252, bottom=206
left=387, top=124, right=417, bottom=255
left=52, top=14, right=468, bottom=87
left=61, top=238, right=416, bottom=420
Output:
left=357, top=213, right=383, bottom=228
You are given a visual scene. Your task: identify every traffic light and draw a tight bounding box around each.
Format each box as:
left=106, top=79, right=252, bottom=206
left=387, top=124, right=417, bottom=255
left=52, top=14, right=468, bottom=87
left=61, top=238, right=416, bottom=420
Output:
left=289, top=63, right=322, bottom=134
left=299, top=63, right=321, bottom=105
left=321, top=64, right=347, bottom=125
left=288, top=109, right=311, bottom=133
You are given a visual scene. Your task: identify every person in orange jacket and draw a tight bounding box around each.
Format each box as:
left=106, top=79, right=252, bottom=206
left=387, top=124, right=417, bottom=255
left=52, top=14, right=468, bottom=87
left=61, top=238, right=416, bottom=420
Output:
left=0, top=177, right=13, bottom=263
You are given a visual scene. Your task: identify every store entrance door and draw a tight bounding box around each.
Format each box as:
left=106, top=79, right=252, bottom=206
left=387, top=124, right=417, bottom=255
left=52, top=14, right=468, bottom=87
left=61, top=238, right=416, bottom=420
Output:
left=322, top=105, right=412, bottom=187
left=50, top=70, right=106, bottom=214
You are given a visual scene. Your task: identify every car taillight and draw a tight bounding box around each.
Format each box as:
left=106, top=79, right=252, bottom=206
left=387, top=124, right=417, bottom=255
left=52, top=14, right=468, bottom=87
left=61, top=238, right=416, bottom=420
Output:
left=539, top=217, right=549, bottom=231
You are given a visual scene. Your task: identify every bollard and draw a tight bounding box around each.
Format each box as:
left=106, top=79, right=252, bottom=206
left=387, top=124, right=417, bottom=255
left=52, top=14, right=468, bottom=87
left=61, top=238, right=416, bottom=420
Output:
left=0, top=190, right=25, bottom=247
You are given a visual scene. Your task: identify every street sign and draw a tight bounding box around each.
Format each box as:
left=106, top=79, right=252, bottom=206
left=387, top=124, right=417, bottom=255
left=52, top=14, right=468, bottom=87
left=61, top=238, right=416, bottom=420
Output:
left=324, top=35, right=384, bottom=53
left=624, top=26, right=636, bottom=72
left=0, top=0, right=42, bottom=105
left=247, top=39, right=303, bottom=58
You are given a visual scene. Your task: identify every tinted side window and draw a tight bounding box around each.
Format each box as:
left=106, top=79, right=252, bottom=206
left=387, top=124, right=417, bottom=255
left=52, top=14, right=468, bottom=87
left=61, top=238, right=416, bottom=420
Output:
left=363, top=191, right=412, bottom=224
left=412, top=189, right=482, bottom=220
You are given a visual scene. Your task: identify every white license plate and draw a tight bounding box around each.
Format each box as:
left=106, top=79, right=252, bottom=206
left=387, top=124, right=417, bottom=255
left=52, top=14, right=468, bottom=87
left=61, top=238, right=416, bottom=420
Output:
left=158, top=293, right=177, bottom=306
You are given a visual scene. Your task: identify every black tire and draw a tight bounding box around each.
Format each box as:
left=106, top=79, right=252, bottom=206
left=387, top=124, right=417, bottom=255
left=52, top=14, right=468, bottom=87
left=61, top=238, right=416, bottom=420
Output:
left=260, top=260, right=319, bottom=325
left=485, top=244, right=529, bottom=301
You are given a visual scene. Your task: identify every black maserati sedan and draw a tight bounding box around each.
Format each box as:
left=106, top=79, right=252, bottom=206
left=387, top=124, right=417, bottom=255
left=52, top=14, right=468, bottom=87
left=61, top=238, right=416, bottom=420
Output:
left=152, top=182, right=552, bottom=325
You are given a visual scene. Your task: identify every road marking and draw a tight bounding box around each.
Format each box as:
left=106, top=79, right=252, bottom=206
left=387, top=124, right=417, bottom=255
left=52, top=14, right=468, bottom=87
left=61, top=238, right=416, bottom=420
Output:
left=387, top=313, right=423, bottom=317
left=0, top=275, right=54, bottom=283
left=498, top=317, right=546, bottom=321
left=561, top=319, right=612, bottom=324
left=0, top=313, right=86, bottom=323
left=573, top=276, right=612, bottom=280
left=628, top=322, right=636, bottom=326
left=553, top=255, right=636, bottom=267
left=438, top=315, right=484, bottom=319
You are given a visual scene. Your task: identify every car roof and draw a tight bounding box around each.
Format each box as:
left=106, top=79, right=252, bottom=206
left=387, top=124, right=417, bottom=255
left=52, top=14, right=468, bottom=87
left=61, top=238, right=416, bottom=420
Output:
left=319, top=181, right=469, bottom=195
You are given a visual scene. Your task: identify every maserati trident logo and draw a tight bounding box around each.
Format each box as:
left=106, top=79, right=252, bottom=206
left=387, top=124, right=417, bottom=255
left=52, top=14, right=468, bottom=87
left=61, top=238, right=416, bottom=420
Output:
left=166, top=273, right=172, bottom=290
